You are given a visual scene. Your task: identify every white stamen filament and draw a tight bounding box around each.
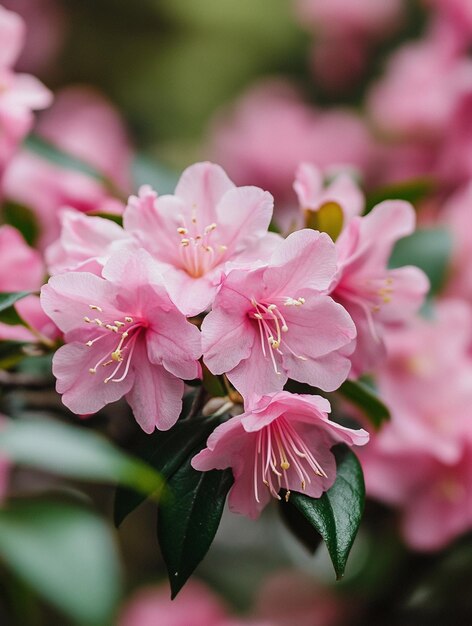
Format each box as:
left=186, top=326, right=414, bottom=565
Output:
left=175, top=215, right=227, bottom=278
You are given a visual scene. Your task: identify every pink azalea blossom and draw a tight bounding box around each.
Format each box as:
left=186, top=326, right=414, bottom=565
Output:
left=209, top=80, right=374, bottom=210
left=123, top=162, right=278, bottom=316
left=192, top=391, right=368, bottom=519
left=202, top=229, right=356, bottom=399
left=361, top=440, right=472, bottom=552
left=40, top=249, right=202, bottom=432
left=440, top=182, right=472, bottom=302
left=0, top=5, right=52, bottom=174
left=3, top=86, right=132, bottom=249
left=294, top=163, right=364, bottom=228
left=330, top=200, right=429, bottom=377
left=373, top=300, right=472, bottom=463
left=46, top=208, right=132, bottom=275
left=0, top=224, right=44, bottom=291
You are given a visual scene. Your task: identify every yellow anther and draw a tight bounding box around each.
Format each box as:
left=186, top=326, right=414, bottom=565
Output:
left=84, top=316, right=92, bottom=323
left=89, top=304, right=102, bottom=312
left=218, top=245, right=228, bottom=252
left=114, top=321, right=125, bottom=327
left=285, top=490, right=291, bottom=502
left=111, top=350, right=123, bottom=362
left=125, top=317, right=133, bottom=323
left=94, top=318, right=103, bottom=326
left=89, top=368, right=96, bottom=374
left=205, top=223, right=217, bottom=233
left=86, top=341, right=93, bottom=347
left=177, top=227, right=188, bottom=235
left=280, top=460, right=290, bottom=470
left=281, top=325, right=288, bottom=332
left=181, top=238, right=190, bottom=246
left=105, top=324, right=119, bottom=332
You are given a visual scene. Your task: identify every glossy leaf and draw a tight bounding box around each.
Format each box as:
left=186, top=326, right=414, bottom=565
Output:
left=0, top=416, right=163, bottom=496
left=3, top=202, right=40, bottom=247
left=338, top=379, right=390, bottom=430
left=0, top=292, right=31, bottom=326
left=389, top=228, right=452, bottom=296
left=284, top=447, right=365, bottom=579
left=114, top=413, right=217, bottom=527
left=158, top=459, right=233, bottom=598
left=0, top=500, right=121, bottom=625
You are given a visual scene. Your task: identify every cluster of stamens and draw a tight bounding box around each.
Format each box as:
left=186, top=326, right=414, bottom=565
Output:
left=253, top=416, right=327, bottom=503
left=84, top=305, right=142, bottom=384
left=176, top=211, right=228, bottom=278
left=251, top=296, right=307, bottom=374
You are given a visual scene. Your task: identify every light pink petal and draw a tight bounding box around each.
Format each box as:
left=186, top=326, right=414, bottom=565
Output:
left=40, top=273, right=120, bottom=334
left=202, top=302, right=255, bottom=375
left=146, top=314, right=202, bottom=381
left=293, top=162, right=323, bottom=208
left=162, top=267, right=217, bottom=317
left=53, top=340, right=134, bottom=415
left=227, top=346, right=286, bottom=401
left=192, top=416, right=246, bottom=471
left=15, top=295, right=60, bottom=341
left=0, top=7, right=24, bottom=69
left=126, top=341, right=183, bottom=432
left=8, top=73, right=53, bottom=110
left=215, top=185, right=274, bottom=254
left=174, top=162, right=235, bottom=226
left=263, top=230, right=337, bottom=295
left=378, top=266, right=430, bottom=324
left=0, top=225, right=45, bottom=291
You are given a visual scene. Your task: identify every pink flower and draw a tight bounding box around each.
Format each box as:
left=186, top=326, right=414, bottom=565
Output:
left=3, top=86, right=132, bottom=249
left=373, top=300, right=472, bottom=463
left=123, top=162, right=278, bottom=316
left=40, top=249, right=202, bottom=432
left=361, top=441, right=472, bottom=552
left=46, top=208, right=132, bottom=275
left=202, top=229, right=356, bottom=399
left=0, top=415, right=10, bottom=505
left=0, top=5, right=52, bottom=174
left=209, top=81, right=374, bottom=209
left=330, top=201, right=429, bottom=377
left=119, top=581, right=228, bottom=626
left=0, top=225, right=44, bottom=291
left=294, top=163, right=364, bottom=227
left=192, top=391, right=368, bottom=519
left=440, top=182, right=472, bottom=302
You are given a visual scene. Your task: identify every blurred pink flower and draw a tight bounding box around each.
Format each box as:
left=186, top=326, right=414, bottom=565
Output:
left=3, top=86, right=133, bottom=249
left=0, top=5, right=52, bottom=175
left=193, top=391, right=368, bottom=519
left=41, top=248, right=202, bottom=432
left=202, top=229, right=356, bottom=400
left=255, top=570, right=352, bottom=626
left=294, top=163, right=364, bottom=227
left=440, top=182, right=472, bottom=302
left=331, top=201, right=429, bottom=377
left=0, top=224, right=44, bottom=291
left=362, top=441, right=472, bottom=552
left=367, top=32, right=472, bottom=140
left=1, top=0, right=67, bottom=74
left=119, top=581, right=228, bottom=626
left=209, top=81, right=374, bottom=214
left=123, top=163, right=277, bottom=316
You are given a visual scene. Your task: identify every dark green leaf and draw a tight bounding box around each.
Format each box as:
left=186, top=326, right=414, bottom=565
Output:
left=2, top=202, right=40, bottom=247
left=389, top=228, right=452, bottom=296
left=0, top=341, right=29, bottom=370
left=0, top=292, right=30, bottom=314
left=0, top=416, right=163, bottom=495
left=158, top=459, right=233, bottom=598
left=366, top=178, right=434, bottom=213
left=337, top=379, right=390, bottom=430
left=114, top=413, right=216, bottom=527
left=0, top=500, right=121, bottom=625
left=284, top=447, right=365, bottom=579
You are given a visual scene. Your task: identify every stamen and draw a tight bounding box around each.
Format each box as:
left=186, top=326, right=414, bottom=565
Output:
left=89, top=304, right=102, bottom=312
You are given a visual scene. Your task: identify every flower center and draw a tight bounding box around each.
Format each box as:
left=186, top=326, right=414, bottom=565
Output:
left=250, top=296, right=307, bottom=374
left=176, top=213, right=228, bottom=278
left=253, top=416, right=327, bottom=503
left=84, top=304, right=144, bottom=384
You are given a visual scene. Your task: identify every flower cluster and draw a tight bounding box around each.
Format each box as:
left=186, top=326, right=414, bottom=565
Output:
left=39, top=161, right=430, bottom=517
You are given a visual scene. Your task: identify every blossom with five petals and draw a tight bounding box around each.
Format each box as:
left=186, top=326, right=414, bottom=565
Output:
left=192, top=391, right=369, bottom=519
left=41, top=249, right=202, bottom=433
left=202, top=229, right=356, bottom=399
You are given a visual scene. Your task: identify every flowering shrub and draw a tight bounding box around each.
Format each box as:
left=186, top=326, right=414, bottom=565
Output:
left=1, top=1, right=472, bottom=625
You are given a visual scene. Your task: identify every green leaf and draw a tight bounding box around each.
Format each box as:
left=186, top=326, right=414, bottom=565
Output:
left=0, top=416, right=163, bottom=496
left=0, top=500, right=121, bottom=625
left=114, top=413, right=217, bottom=527
left=304, top=202, right=344, bottom=241
left=337, top=379, right=390, bottom=430
left=132, top=154, right=179, bottom=194
left=158, top=459, right=233, bottom=598
left=0, top=292, right=30, bottom=318
left=366, top=178, right=434, bottom=213
left=2, top=202, right=40, bottom=247
left=284, top=447, right=365, bottom=579
left=389, top=228, right=452, bottom=296
left=0, top=341, right=29, bottom=369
